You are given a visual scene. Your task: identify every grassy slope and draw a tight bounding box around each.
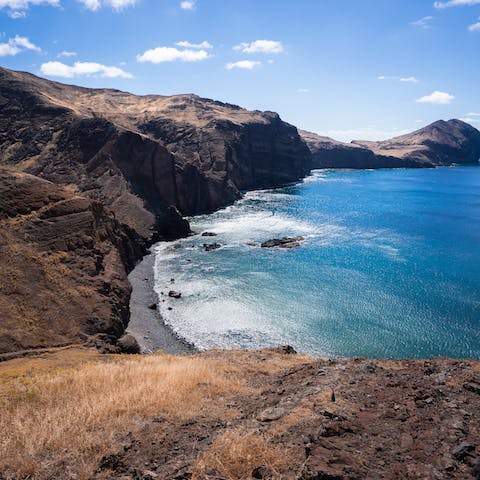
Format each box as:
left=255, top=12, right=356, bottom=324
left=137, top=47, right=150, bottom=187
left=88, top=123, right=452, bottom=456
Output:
left=1, top=349, right=479, bottom=480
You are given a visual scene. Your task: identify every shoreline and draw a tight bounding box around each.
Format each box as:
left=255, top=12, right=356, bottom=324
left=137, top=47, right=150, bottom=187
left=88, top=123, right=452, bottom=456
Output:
left=126, top=250, right=196, bottom=354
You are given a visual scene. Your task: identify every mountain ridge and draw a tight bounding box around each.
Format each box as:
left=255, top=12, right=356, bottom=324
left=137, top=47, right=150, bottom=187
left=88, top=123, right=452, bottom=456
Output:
left=0, top=65, right=311, bottom=238
left=301, top=119, right=480, bottom=169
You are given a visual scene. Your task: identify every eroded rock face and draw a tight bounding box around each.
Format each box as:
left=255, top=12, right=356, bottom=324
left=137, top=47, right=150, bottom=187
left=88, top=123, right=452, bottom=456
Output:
left=0, top=67, right=311, bottom=239
left=300, top=120, right=480, bottom=169
left=0, top=170, right=145, bottom=354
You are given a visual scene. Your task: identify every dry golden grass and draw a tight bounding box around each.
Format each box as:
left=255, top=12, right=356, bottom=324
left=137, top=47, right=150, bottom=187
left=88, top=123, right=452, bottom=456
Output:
left=0, top=352, right=247, bottom=479
left=192, top=431, right=294, bottom=480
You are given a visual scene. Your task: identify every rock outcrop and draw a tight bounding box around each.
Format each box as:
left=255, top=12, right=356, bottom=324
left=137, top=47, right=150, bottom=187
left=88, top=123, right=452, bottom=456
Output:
left=0, top=66, right=311, bottom=239
left=301, top=120, right=480, bottom=169
left=0, top=170, right=145, bottom=354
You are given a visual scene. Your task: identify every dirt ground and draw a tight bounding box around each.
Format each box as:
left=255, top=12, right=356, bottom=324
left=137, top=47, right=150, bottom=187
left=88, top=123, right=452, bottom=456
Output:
left=1, top=347, right=479, bottom=480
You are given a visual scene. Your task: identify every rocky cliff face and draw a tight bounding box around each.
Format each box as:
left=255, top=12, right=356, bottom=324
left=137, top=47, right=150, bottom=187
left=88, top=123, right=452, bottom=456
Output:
left=0, top=66, right=311, bottom=353
left=0, top=170, right=145, bottom=354
left=301, top=120, right=480, bottom=169
left=0, top=67, right=311, bottom=238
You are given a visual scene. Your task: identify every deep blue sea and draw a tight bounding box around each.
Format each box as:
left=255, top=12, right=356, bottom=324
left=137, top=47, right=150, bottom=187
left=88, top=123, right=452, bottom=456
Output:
left=154, top=166, right=480, bottom=359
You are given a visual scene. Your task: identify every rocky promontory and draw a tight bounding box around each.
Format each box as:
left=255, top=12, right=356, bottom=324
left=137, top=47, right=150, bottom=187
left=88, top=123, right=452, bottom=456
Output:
left=301, top=120, right=480, bottom=169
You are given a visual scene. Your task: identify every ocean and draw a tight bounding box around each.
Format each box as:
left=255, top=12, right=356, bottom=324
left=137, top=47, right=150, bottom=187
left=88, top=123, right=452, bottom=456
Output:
left=153, top=166, right=480, bottom=359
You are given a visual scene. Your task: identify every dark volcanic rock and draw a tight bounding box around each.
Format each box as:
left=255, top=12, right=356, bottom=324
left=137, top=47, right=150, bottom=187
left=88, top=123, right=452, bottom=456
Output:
left=168, top=290, right=182, bottom=299
left=157, top=205, right=191, bottom=240
left=452, top=443, right=476, bottom=461
left=300, top=120, right=480, bottom=169
left=0, top=170, right=144, bottom=354
left=203, top=242, right=221, bottom=252
left=0, top=66, right=311, bottom=240
left=261, top=236, right=305, bottom=249
left=117, top=334, right=141, bottom=354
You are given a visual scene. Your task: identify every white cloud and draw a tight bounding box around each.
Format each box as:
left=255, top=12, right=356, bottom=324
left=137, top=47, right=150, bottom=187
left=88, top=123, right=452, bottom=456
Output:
left=0, top=0, right=59, bottom=18
left=466, top=112, right=480, bottom=116
left=377, top=75, right=418, bottom=84
left=0, top=35, right=40, bottom=56
left=234, top=40, right=284, bottom=54
left=175, top=40, right=212, bottom=49
left=468, top=17, right=480, bottom=31
left=410, top=16, right=434, bottom=29
left=77, top=0, right=137, bottom=11
left=226, top=60, right=261, bottom=70
left=416, top=90, right=455, bottom=104
left=318, top=127, right=410, bottom=143
left=297, top=88, right=310, bottom=93
left=57, top=50, right=77, bottom=58
left=400, top=76, right=419, bottom=83
left=434, top=0, right=480, bottom=8
left=180, top=0, right=195, bottom=10
left=460, top=117, right=480, bottom=123
left=40, top=61, right=133, bottom=78
left=137, top=46, right=210, bottom=63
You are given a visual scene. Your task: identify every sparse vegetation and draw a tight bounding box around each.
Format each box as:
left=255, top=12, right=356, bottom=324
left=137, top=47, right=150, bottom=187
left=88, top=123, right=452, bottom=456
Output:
left=0, top=350, right=252, bottom=478
left=192, top=431, right=294, bottom=479
left=0, top=348, right=479, bottom=480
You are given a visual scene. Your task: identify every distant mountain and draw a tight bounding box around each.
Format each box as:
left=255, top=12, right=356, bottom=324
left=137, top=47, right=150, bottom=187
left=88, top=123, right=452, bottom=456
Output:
left=301, top=120, right=480, bottom=169
left=0, top=66, right=311, bottom=239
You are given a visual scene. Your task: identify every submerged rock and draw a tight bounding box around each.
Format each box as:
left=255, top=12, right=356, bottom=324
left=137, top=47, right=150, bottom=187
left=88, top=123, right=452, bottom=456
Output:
left=201, top=231, right=217, bottom=237
left=261, top=236, right=304, bottom=249
left=203, top=242, right=221, bottom=252
left=168, top=290, right=182, bottom=299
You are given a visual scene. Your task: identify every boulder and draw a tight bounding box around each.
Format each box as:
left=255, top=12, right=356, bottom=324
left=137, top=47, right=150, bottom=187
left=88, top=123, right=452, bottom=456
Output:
left=203, top=242, right=221, bottom=252
left=261, top=236, right=304, bottom=249
left=158, top=206, right=191, bottom=240
left=117, top=334, right=141, bottom=354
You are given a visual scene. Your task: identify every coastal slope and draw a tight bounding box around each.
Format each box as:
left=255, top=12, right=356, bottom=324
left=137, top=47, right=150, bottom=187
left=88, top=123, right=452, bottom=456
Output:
left=0, top=170, right=144, bottom=354
left=301, top=120, right=480, bottom=169
left=0, top=65, right=310, bottom=353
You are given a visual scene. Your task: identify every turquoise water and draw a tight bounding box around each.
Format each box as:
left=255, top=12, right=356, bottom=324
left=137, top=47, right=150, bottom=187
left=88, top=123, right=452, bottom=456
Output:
left=154, top=166, right=480, bottom=359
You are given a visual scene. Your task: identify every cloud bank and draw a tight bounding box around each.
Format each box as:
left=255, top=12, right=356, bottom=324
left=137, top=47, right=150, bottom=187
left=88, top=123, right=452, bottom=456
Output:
left=234, top=40, right=284, bottom=54
left=226, top=60, right=261, bottom=70
left=0, top=35, right=41, bottom=56
left=137, top=46, right=210, bottom=63
left=40, top=60, right=133, bottom=78
left=77, top=0, right=137, bottom=11
left=416, top=91, right=455, bottom=104
left=434, top=0, right=480, bottom=8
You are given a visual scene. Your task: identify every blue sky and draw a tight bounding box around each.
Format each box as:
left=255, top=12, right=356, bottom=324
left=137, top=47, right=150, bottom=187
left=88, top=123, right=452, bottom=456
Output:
left=1, top=0, right=480, bottom=141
